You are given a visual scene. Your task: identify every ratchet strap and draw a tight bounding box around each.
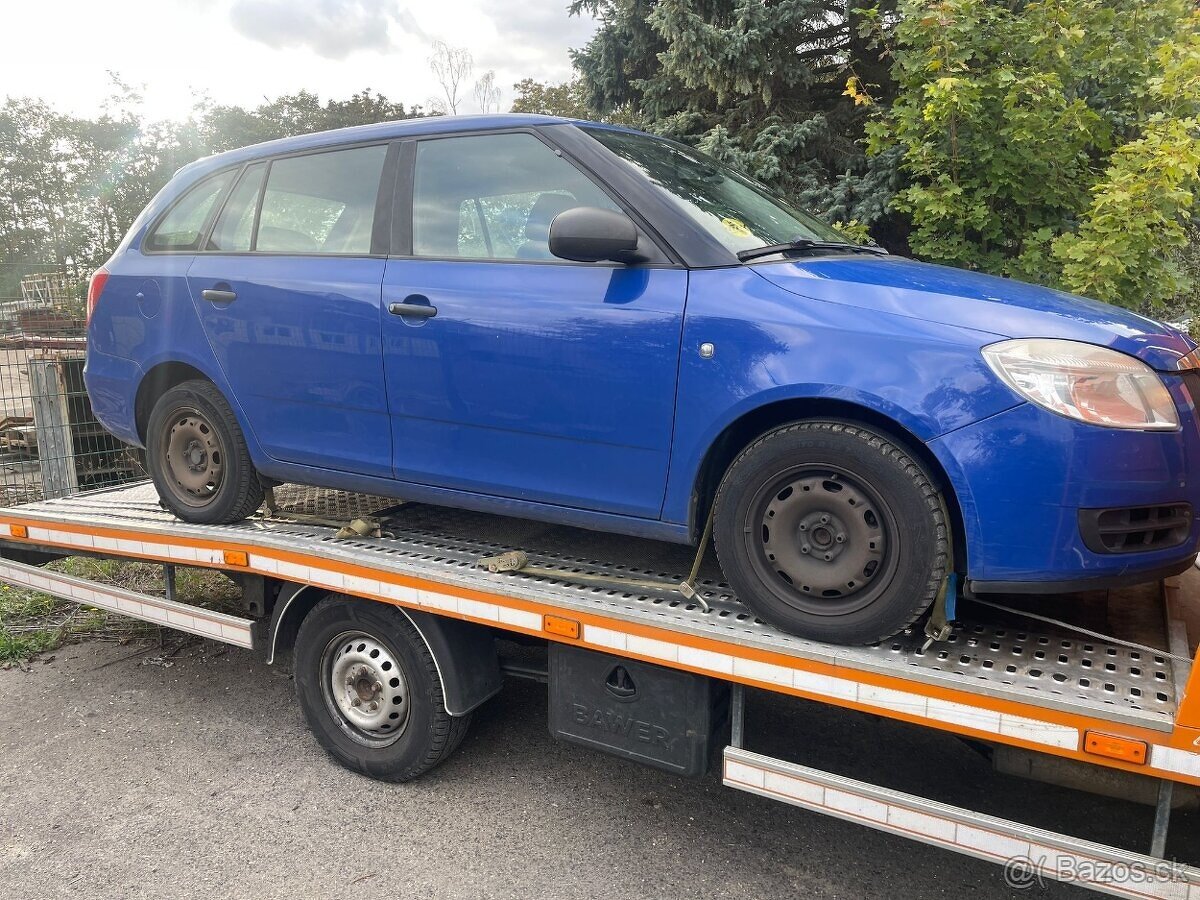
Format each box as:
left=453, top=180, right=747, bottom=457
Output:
left=921, top=493, right=958, bottom=650
left=476, top=504, right=718, bottom=612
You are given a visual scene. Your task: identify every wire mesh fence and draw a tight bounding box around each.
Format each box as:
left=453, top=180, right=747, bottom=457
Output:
left=0, top=274, right=145, bottom=507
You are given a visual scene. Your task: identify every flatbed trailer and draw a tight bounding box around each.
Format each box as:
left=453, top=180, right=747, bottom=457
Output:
left=3, top=481, right=1200, bottom=898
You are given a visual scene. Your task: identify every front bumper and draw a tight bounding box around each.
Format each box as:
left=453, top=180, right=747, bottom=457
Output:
left=927, top=376, right=1200, bottom=592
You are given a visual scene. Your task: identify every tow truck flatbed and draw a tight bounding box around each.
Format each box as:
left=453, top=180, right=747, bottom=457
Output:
left=2, top=481, right=1199, bottom=898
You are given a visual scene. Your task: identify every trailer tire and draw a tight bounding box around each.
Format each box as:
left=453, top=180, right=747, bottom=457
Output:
left=293, top=596, right=471, bottom=782
left=713, top=421, right=948, bottom=645
left=146, top=379, right=263, bottom=524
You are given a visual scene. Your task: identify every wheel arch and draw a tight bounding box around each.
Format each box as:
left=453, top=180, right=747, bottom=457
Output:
left=134, top=361, right=213, bottom=445
left=268, top=585, right=503, bottom=716
left=133, top=357, right=279, bottom=479
left=690, top=397, right=969, bottom=572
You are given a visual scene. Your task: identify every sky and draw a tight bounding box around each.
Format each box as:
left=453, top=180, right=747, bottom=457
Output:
left=1, top=0, right=598, bottom=120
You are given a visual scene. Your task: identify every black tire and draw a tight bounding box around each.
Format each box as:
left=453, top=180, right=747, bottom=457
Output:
left=146, top=379, right=264, bottom=524
left=294, top=596, right=471, bottom=782
left=713, top=421, right=949, bottom=645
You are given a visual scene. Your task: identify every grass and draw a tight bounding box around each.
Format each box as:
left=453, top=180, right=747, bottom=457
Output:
left=0, top=557, right=243, bottom=666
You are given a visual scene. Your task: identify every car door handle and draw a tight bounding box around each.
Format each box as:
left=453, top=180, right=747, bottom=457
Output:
left=388, top=301, right=437, bottom=318
left=201, top=289, right=237, bottom=304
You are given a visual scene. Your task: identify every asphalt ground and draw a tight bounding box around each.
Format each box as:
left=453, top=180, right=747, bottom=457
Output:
left=2, top=637, right=1197, bottom=899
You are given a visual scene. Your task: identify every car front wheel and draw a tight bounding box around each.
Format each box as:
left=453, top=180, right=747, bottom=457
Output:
left=713, top=421, right=949, bottom=645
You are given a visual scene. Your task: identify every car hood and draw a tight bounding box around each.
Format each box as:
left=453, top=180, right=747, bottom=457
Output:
left=752, top=256, right=1195, bottom=371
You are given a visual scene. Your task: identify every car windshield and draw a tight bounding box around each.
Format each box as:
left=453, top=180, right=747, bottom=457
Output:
left=583, top=126, right=846, bottom=257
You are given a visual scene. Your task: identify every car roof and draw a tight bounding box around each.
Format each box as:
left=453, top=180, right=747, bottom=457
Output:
left=175, top=114, right=645, bottom=181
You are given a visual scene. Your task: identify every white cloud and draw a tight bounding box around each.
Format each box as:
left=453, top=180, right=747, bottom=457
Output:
left=229, top=0, right=429, bottom=59
left=0, top=0, right=597, bottom=120
left=476, top=1, right=598, bottom=84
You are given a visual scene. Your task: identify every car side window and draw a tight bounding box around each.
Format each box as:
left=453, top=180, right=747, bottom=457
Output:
left=256, top=145, right=387, bottom=255
left=208, top=162, right=266, bottom=252
left=412, top=133, right=619, bottom=260
left=145, top=170, right=235, bottom=252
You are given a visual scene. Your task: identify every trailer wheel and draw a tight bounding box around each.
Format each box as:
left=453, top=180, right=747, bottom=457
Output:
left=293, top=596, right=471, bottom=782
left=713, top=421, right=948, bottom=645
left=146, top=379, right=263, bottom=524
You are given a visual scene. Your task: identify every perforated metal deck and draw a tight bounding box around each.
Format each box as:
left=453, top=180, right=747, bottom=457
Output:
left=4, top=481, right=1181, bottom=731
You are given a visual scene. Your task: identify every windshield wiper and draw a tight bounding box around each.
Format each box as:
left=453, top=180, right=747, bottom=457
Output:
left=736, top=239, right=889, bottom=263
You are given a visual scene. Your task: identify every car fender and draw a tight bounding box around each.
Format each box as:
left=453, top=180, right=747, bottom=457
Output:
left=135, top=347, right=273, bottom=469
left=661, top=266, right=1021, bottom=527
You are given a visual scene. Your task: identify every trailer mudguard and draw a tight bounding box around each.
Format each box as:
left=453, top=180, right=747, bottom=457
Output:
left=268, top=586, right=504, bottom=716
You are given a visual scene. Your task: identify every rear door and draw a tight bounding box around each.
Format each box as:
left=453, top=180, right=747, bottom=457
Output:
left=381, top=131, right=687, bottom=518
left=186, top=143, right=394, bottom=477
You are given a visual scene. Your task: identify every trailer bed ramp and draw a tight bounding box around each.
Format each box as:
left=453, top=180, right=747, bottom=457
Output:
left=2, top=481, right=1199, bottom=897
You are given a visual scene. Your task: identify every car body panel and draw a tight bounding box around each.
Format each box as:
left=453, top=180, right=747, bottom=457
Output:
left=381, top=258, right=687, bottom=518
left=927, top=384, right=1200, bottom=583
left=186, top=255, right=392, bottom=477
left=753, top=256, right=1196, bottom=370
left=82, top=349, right=143, bottom=446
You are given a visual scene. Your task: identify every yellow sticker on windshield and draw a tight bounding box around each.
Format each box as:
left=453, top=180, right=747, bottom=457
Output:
left=721, top=217, right=752, bottom=238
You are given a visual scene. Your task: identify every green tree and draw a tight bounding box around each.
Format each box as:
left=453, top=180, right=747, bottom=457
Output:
left=874, top=0, right=1199, bottom=315
left=0, top=85, right=428, bottom=296
left=0, top=98, right=103, bottom=289
left=199, top=89, right=425, bottom=153
left=510, top=78, right=594, bottom=119
left=570, top=0, right=905, bottom=236
left=1053, top=9, right=1200, bottom=314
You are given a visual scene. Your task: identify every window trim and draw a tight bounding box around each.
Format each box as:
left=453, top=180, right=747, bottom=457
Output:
left=205, top=160, right=267, bottom=254
left=395, top=127, right=679, bottom=267
left=369, top=142, right=403, bottom=257
left=248, top=159, right=270, bottom=252
left=142, top=137, right=395, bottom=258
left=391, top=140, right=416, bottom=256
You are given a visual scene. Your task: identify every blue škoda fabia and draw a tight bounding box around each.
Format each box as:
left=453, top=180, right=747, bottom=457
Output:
left=84, top=114, right=1200, bottom=645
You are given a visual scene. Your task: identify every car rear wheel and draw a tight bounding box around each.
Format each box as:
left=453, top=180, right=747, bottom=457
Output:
left=146, top=379, right=264, bottom=524
left=713, top=421, right=949, bottom=645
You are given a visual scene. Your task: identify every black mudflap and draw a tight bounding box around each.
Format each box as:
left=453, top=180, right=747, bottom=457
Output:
left=548, top=643, right=729, bottom=776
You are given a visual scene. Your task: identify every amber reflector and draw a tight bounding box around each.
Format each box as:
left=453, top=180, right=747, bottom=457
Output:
left=1084, top=731, right=1147, bottom=765
left=543, top=615, right=580, bottom=639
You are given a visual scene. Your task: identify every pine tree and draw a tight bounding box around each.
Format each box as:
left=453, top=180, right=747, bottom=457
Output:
left=569, top=0, right=904, bottom=239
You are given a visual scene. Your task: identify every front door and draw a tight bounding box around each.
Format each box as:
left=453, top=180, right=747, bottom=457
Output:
left=187, top=144, right=393, bottom=476
left=382, top=131, right=686, bottom=518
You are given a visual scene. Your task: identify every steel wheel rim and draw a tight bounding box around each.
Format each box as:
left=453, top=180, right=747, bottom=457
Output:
left=160, top=406, right=225, bottom=509
left=745, top=464, right=900, bottom=618
left=319, top=630, right=410, bottom=747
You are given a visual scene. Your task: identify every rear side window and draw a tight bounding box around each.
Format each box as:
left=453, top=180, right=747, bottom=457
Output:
left=208, top=162, right=266, bottom=252
left=145, top=170, right=235, bottom=251
left=256, top=145, right=387, bottom=255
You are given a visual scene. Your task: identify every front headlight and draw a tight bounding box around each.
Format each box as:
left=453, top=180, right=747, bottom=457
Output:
left=981, top=338, right=1179, bottom=430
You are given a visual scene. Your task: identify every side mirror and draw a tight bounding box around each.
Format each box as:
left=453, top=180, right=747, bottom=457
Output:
left=548, top=207, right=640, bottom=263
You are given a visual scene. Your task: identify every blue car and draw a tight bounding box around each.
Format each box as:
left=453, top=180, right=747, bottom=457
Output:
left=84, top=114, right=1200, bottom=644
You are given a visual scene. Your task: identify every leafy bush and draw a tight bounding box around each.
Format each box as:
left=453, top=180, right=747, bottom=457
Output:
left=873, top=0, right=1200, bottom=317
